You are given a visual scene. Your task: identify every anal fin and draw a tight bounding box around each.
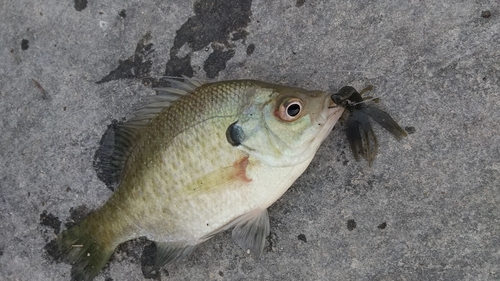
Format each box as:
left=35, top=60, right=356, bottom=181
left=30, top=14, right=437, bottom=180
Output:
left=231, top=209, right=270, bottom=257
left=153, top=242, right=197, bottom=269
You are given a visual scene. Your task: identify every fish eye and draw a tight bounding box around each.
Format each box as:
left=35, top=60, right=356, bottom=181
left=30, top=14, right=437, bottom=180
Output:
left=278, top=98, right=304, bottom=121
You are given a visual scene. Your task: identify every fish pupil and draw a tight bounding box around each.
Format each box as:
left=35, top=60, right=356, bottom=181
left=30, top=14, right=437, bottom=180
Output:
left=287, top=103, right=301, bottom=117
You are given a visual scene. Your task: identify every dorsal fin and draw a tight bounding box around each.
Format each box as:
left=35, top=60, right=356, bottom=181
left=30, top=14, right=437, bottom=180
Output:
left=93, top=76, right=204, bottom=189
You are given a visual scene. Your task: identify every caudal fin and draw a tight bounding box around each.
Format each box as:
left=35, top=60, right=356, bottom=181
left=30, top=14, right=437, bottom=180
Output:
left=56, top=220, right=115, bottom=281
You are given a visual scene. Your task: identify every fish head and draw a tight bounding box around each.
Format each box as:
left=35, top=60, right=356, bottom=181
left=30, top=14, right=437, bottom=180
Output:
left=231, top=84, right=345, bottom=167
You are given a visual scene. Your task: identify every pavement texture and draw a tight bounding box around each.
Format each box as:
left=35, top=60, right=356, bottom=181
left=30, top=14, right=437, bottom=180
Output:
left=1, top=0, right=500, bottom=280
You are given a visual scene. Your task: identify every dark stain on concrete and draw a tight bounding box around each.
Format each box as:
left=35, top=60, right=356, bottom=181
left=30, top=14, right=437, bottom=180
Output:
left=165, top=0, right=253, bottom=78
left=65, top=205, right=92, bottom=229
left=204, top=46, right=235, bottom=78
left=297, top=234, right=307, bottom=243
left=481, top=10, right=491, bottom=18
left=21, top=39, right=29, bottom=50
left=93, top=119, right=126, bottom=191
left=139, top=242, right=164, bottom=280
left=39, top=210, right=61, bottom=235
left=96, top=0, right=253, bottom=85
left=97, top=33, right=154, bottom=84
left=74, top=0, right=88, bottom=12
left=164, top=54, right=194, bottom=79
left=378, top=222, right=387, bottom=229
left=43, top=239, right=61, bottom=263
left=347, top=219, right=357, bottom=231
left=404, top=126, right=416, bottom=134
left=246, top=43, right=255, bottom=56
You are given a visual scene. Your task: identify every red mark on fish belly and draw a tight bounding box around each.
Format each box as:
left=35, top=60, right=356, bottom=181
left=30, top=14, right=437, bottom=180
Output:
left=233, top=155, right=252, bottom=182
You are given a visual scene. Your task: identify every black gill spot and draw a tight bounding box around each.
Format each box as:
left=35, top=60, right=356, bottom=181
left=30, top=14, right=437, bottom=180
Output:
left=347, top=219, right=357, bottom=231
left=97, top=32, right=154, bottom=84
left=119, top=10, right=126, bottom=18
left=74, top=0, right=88, bottom=11
left=378, top=222, right=387, bottom=229
left=226, top=121, right=245, bottom=146
left=296, top=0, right=306, bottom=7
left=246, top=44, right=255, bottom=55
left=39, top=210, right=61, bottom=235
left=219, top=271, right=224, bottom=277
left=21, top=39, right=29, bottom=50
left=297, top=234, right=307, bottom=243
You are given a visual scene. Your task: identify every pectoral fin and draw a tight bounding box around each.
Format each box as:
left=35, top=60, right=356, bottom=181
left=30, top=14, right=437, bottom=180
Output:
left=231, top=209, right=270, bottom=257
left=182, top=155, right=252, bottom=195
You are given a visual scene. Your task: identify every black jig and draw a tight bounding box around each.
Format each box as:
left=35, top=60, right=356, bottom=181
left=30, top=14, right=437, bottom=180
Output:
left=332, top=86, right=407, bottom=165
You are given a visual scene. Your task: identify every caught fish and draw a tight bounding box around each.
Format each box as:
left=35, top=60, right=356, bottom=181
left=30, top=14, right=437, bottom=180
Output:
left=54, top=78, right=404, bottom=280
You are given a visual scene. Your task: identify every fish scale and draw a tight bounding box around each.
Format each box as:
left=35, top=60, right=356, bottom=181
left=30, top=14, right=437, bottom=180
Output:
left=108, top=82, right=254, bottom=240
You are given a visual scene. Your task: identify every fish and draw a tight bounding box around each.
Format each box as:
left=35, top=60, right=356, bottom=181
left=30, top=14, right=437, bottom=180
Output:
left=54, top=78, right=405, bottom=280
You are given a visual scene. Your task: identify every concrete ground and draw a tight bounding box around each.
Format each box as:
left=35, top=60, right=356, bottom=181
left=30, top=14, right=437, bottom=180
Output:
left=1, top=0, right=499, bottom=280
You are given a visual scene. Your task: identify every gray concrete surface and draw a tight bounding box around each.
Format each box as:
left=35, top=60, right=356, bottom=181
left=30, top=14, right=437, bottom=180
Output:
left=1, top=0, right=499, bottom=280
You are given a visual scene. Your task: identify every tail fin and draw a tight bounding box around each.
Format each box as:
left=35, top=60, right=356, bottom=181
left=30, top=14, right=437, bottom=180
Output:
left=56, top=220, right=115, bottom=281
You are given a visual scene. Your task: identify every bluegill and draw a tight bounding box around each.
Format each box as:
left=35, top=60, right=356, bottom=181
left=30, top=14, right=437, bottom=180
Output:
left=54, top=78, right=405, bottom=280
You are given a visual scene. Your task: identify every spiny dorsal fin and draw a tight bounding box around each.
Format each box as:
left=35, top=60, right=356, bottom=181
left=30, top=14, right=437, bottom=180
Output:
left=231, top=209, right=270, bottom=257
left=93, top=76, right=204, bottom=189
left=128, top=76, right=204, bottom=125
